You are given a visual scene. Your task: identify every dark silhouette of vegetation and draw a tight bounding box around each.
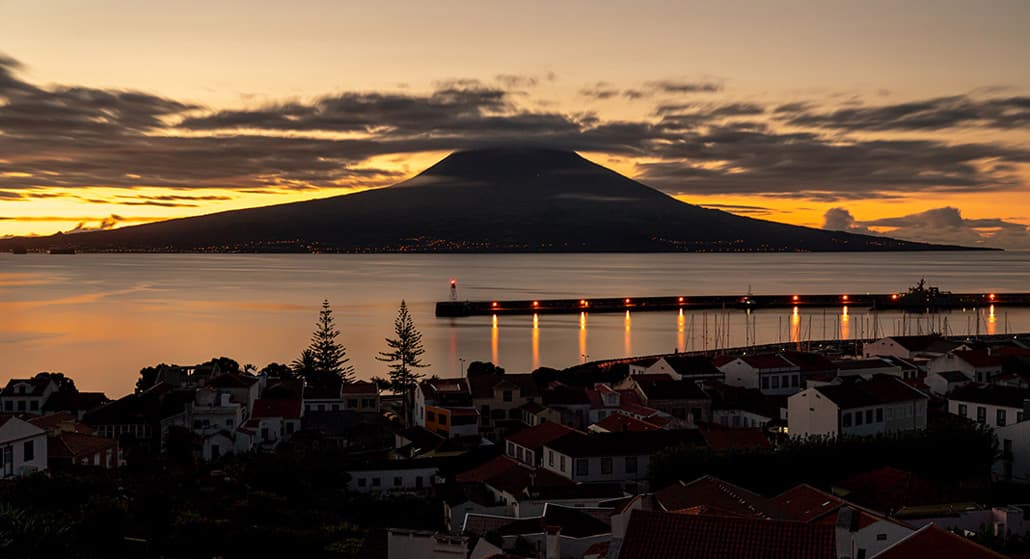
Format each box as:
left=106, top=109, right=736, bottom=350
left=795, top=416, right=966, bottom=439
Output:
left=466, top=361, right=504, bottom=377
left=31, top=372, right=76, bottom=392
left=198, top=356, right=241, bottom=375
left=135, top=363, right=168, bottom=393
left=650, top=417, right=998, bottom=495
left=376, top=300, right=429, bottom=425
left=305, top=299, right=355, bottom=384
left=258, top=362, right=294, bottom=379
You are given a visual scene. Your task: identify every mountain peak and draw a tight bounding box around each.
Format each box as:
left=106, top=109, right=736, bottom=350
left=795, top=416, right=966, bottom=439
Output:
left=418, top=147, right=594, bottom=180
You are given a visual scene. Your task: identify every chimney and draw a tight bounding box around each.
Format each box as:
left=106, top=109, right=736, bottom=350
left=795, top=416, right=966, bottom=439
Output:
left=545, top=525, right=561, bottom=559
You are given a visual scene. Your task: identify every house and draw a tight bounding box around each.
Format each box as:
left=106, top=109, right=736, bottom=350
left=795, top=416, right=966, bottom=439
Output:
left=994, top=415, right=1030, bottom=482
left=1, top=377, right=60, bottom=415
left=717, top=354, right=802, bottom=396
left=385, top=528, right=467, bottom=559
left=617, top=509, right=836, bottom=559
left=541, top=382, right=593, bottom=430
left=518, top=401, right=561, bottom=427
left=705, top=381, right=786, bottom=430
left=869, top=523, right=1008, bottom=559
left=204, top=372, right=261, bottom=414
left=832, top=358, right=905, bottom=380
left=40, top=390, right=109, bottom=419
left=863, top=335, right=963, bottom=361
left=414, top=378, right=477, bottom=436
left=628, top=374, right=710, bottom=424
left=303, top=383, right=345, bottom=414
left=928, top=350, right=1004, bottom=383
left=628, top=355, right=724, bottom=382
left=947, top=383, right=1029, bottom=429
left=788, top=376, right=928, bottom=439
left=770, top=483, right=914, bottom=558
left=541, top=430, right=704, bottom=486
left=588, top=413, right=661, bottom=434
left=29, top=412, right=121, bottom=469
left=346, top=459, right=440, bottom=494
left=426, top=407, right=480, bottom=439
left=583, top=385, right=659, bottom=425
left=926, top=370, right=971, bottom=396
left=342, top=381, right=380, bottom=413
left=0, top=414, right=48, bottom=477
left=82, top=383, right=192, bottom=453
left=245, top=398, right=303, bottom=448
left=506, top=421, right=578, bottom=467
left=516, top=484, right=626, bottom=518
left=462, top=504, right=611, bottom=559
left=469, top=373, right=540, bottom=435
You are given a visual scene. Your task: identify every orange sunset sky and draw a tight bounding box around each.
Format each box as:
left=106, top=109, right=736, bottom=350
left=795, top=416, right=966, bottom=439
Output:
left=1, top=0, right=1028, bottom=247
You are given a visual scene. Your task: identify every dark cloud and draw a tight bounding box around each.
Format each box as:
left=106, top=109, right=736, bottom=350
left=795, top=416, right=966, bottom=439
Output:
left=579, top=82, right=620, bottom=100
left=823, top=206, right=1030, bottom=248
left=0, top=53, right=1027, bottom=208
left=699, top=203, right=774, bottom=216
left=781, top=95, right=1030, bottom=131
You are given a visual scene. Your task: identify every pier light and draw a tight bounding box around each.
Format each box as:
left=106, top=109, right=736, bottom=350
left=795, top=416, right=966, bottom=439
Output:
left=532, top=301, right=539, bottom=308
left=625, top=298, right=631, bottom=305
left=450, top=278, right=457, bottom=287
left=491, top=301, right=498, bottom=308
left=841, top=294, right=849, bottom=302
left=678, top=296, right=685, bottom=304
left=989, top=293, right=997, bottom=301
left=792, top=295, right=799, bottom=302
left=891, top=293, right=898, bottom=300
left=580, top=299, right=588, bottom=308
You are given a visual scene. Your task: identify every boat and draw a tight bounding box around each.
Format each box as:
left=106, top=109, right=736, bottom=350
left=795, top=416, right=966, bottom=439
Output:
left=892, top=279, right=954, bottom=312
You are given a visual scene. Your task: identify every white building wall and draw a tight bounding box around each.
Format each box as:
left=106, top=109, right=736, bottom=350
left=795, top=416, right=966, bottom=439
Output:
left=948, top=399, right=1022, bottom=429
left=788, top=388, right=840, bottom=438
left=0, top=418, right=48, bottom=478
left=347, top=466, right=438, bottom=493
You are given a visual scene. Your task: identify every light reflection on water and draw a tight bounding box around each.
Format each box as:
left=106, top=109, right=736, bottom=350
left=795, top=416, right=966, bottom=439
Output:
left=1, top=251, right=1029, bottom=396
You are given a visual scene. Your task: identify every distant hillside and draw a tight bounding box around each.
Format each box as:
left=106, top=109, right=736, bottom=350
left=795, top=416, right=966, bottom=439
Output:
left=0, top=148, right=977, bottom=252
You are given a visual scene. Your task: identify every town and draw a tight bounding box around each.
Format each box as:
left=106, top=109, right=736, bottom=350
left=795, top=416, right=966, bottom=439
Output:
left=3, top=300, right=1030, bottom=558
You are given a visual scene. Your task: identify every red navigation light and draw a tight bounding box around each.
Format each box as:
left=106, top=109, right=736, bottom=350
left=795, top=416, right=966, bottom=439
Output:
left=450, top=278, right=457, bottom=287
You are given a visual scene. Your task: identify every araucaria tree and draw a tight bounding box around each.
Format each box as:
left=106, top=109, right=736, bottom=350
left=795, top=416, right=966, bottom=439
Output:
left=377, top=300, right=429, bottom=423
left=306, top=299, right=355, bottom=383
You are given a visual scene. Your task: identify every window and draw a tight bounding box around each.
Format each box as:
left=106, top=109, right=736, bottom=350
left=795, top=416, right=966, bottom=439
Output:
left=372, top=477, right=381, bottom=487
left=601, top=457, right=612, bottom=475
left=876, top=408, right=883, bottom=422
left=732, top=415, right=741, bottom=428
left=761, top=377, right=769, bottom=390
left=427, top=411, right=436, bottom=422
left=559, top=455, right=566, bottom=472
left=865, top=410, right=873, bottom=424
left=517, top=447, right=524, bottom=462
left=482, top=405, right=491, bottom=418
left=1020, top=412, right=1025, bottom=423
left=625, top=456, right=638, bottom=474
left=998, top=409, right=1007, bottom=427
left=772, top=376, right=780, bottom=389
left=3, top=401, right=10, bottom=411
left=23, top=440, right=34, bottom=462
left=977, top=406, right=987, bottom=423
left=548, top=450, right=555, bottom=467
left=29, top=401, right=38, bottom=411
left=958, top=404, right=968, bottom=417
left=358, top=478, right=367, bottom=487
left=440, top=414, right=448, bottom=426
left=503, top=390, right=513, bottom=402
left=507, top=441, right=515, bottom=456
left=347, top=399, right=358, bottom=408
left=364, top=399, right=375, bottom=408
left=226, top=419, right=233, bottom=428
left=855, top=411, right=863, bottom=426
left=211, top=444, right=221, bottom=458
left=394, top=477, right=402, bottom=487
left=876, top=534, right=887, bottom=541
left=317, top=404, right=325, bottom=412
left=415, top=476, right=423, bottom=489
left=286, top=422, right=295, bottom=434
left=842, top=412, right=852, bottom=428
left=575, top=459, right=589, bottom=476
left=792, top=375, right=799, bottom=387
left=17, top=401, right=25, bottom=411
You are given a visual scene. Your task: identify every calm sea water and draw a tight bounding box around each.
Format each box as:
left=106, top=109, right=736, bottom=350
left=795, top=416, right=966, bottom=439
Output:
left=1, top=251, right=1028, bottom=397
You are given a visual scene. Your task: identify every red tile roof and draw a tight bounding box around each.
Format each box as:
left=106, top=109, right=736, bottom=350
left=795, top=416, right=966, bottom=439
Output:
left=341, top=381, right=379, bottom=394
left=871, top=524, right=1007, bottom=559
left=506, top=421, right=577, bottom=450
left=456, top=455, right=523, bottom=484
left=251, top=398, right=302, bottom=419
left=952, top=350, right=1003, bottom=368
left=741, top=354, right=798, bottom=370
left=655, top=476, right=785, bottom=519
left=619, top=510, right=836, bottom=559
left=48, top=431, right=117, bottom=460
left=592, top=412, right=659, bottom=433
left=769, top=484, right=844, bottom=523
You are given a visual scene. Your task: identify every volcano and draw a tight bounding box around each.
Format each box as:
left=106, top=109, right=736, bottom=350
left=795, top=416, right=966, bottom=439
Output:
left=0, top=148, right=970, bottom=252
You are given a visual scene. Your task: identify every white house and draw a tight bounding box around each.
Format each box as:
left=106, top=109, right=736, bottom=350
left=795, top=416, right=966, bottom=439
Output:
left=788, top=376, right=928, bottom=439
left=926, top=370, right=971, bottom=396
left=948, top=384, right=1028, bottom=429
left=997, top=418, right=1030, bottom=483
left=0, top=415, right=48, bottom=477
left=347, top=461, right=439, bottom=494
left=863, top=335, right=963, bottom=361
left=245, top=398, right=303, bottom=448
left=386, top=529, right=467, bottom=559
left=541, top=430, right=703, bottom=485
left=928, top=350, right=1004, bottom=383
left=1, top=378, right=60, bottom=415
left=717, top=354, right=802, bottom=396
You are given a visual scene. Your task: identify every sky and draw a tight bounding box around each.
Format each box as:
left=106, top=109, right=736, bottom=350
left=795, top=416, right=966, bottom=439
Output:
left=1, top=0, right=1029, bottom=247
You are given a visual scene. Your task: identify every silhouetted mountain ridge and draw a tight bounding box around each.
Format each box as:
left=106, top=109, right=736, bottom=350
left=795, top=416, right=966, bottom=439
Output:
left=0, top=148, right=977, bottom=252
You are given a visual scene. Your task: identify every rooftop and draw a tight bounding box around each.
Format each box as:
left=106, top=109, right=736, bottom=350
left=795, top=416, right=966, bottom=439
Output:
left=546, top=430, right=704, bottom=458
left=655, top=475, right=784, bottom=519
left=948, top=383, right=1030, bottom=408
left=506, top=421, right=578, bottom=450
left=813, top=376, right=926, bottom=409
left=618, top=509, right=835, bottom=559
left=871, top=523, right=1007, bottom=559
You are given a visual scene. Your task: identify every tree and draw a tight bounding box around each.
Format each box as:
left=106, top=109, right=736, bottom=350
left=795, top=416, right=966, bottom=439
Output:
left=376, top=300, right=429, bottom=425
left=259, top=362, right=294, bottom=380
left=306, top=299, right=355, bottom=383
left=31, top=372, right=76, bottom=393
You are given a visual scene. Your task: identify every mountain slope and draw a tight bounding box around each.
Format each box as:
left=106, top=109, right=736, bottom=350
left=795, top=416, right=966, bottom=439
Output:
left=1, top=148, right=973, bottom=252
